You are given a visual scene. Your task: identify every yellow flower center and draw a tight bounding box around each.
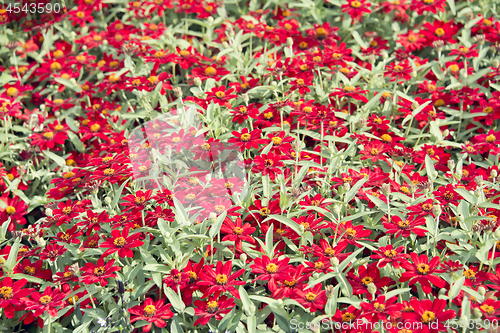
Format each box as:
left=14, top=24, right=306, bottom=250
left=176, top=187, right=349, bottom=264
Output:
left=215, top=91, right=225, bottom=98
left=76, top=11, right=85, bottom=18
left=342, top=312, right=355, bottom=322
left=6, top=206, right=16, bottom=215
left=94, top=267, right=105, bottom=276
left=374, top=302, right=385, bottom=311
left=481, top=305, right=494, bottom=314
left=216, top=274, right=228, bottom=285
left=381, top=134, right=392, bottom=142
left=398, top=220, right=410, bottom=229
left=384, top=249, right=397, bottom=258
left=362, top=276, right=374, bottom=286
left=272, top=137, right=283, bottom=145
left=483, top=107, right=493, bottom=113
left=486, top=134, right=496, bottom=143
left=351, top=0, right=362, bottom=7
left=240, top=133, right=251, bottom=142
left=24, top=266, right=35, bottom=275
left=207, top=301, right=219, bottom=313
left=104, top=168, right=115, bottom=176
left=371, top=148, right=379, bottom=155
left=201, top=143, right=210, bottom=151
left=305, top=292, right=317, bottom=301
left=421, top=311, right=436, bottom=323
left=205, top=66, right=217, bottom=76
left=435, top=28, right=445, bottom=37
left=68, top=295, right=79, bottom=305
left=90, top=124, right=101, bottom=133
left=50, top=62, right=62, bottom=72
left=43, top=132, right=54, bottom=139
left=144, top=305, right=156, bottom=317
left=39, top=296, right=52, bottom=305
left=233, top=227, right=243, bottom=235
left=114, top=237, right=126, bottom=247
left=154, top=51, right=164, bottom=58
left=417, top=263, right=430, bottom=274
left=0, top=287, right=13, bottom=300
left=266, top=263, right=278, bottom=274
left=214, top=205, right=225, bottom=214
left=6, top=87, right=19, bottom=97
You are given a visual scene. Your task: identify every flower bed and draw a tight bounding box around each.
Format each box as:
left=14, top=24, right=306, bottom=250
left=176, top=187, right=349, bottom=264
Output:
left=1, top=0, right=500, bottom=332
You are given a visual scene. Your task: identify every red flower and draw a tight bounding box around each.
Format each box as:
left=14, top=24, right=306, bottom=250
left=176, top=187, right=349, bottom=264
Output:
left=101, top=227, right=144, bottom=258
left=39, top=243, right=67, bottom=261
left=293, top=284, right=327, bottom=313
left=205, top=86, right=238, bottom=107
left=383, top=215, right=427, bottom=238
left=0, top=195, right=28, bottom=231
left=403, top=299, right=456, bottom=333
left=230, top=103, right=259, bottom=124
left=371, top=245, right=409, bottom=269
left=0, top=277, right=33, bottom=319
left=251, top=256, right=293, bottom=291
left=191, top=65, right=230, bottom=82
left=359, top=141, right=388, bottom=162
left=433, top=184, right=461, bottom=205
left=121, top=190, right=153, bottom=213
left=229, top=128, right=266, bottom=151
left=23, top=286, right=68, bottom=318
left=348, top=263, right=394, bottom=300
left=400, top=253, right=445, bottom=293
left=252, top=152, right=285, bottom=181
left=330, top=85, right=369, bottom=103
left=128, top=298, right=174, bottom=332
left=449, top=44, right=479, bottom=60
left=80, top=256, right=122, bottom=286
left=266, top=131, right=294, bottom=155
left=198, top=261, right=245, bottom=299
left=398, top=31, right=426, bottom=52
left=341, top=0, right=372, bottom=21
left=409, top=0, right=446, bottom=14
left=421, top=20, right=460, bottom=45
left=385, top=59, right=413, bottom=81
left=360, top=295, right=401, bottom=322
left=333, top=221, right=372, bottom=248
left=220, top=217, right=256, bottom=252
left=194, top=291, right=235, bottom=326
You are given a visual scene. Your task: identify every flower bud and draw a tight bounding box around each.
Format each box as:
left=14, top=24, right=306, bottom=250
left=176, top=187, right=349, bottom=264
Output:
left=473, top=307, right=483, bottom=318
left=165, top=232, right=171, bottom=238
left=478, top=286, right=486, bottom=296
left=45, top=208, right=53, bottom=217
left=368, top=54, right=376, bottom=64
left=104, top=197, right=112, bottom=205
left=222, top=41, right=229, bottom=48
left=225, top=25, right=235, bottom=38
left=447, top=159, right=455, bottom=171
left=35, top=236, right=46, bottom=247
left=459, top=68, right=468, bottom=80
left=438, top=288, right=447, bottom=296
left=286, top=37, right=293, bottom=47
left=474, top=34, right=486, bottom=45
left=103, top=40, right=109, bottom=46
left=330, top=257, right=340, bottom=267
left=291, top=140, right=302, bottom=152
left=494, top=229, right=500, bottom=238
left=241, top=93, right=249, bottom=103
left=433, top=40, right=444, bottom=52
left=249, top=304, right=256, bottom=315
left=344, top=182, right=351, bottom=192
left=240, top=253, right=247, bottom=262
left=333, top=205, right=341, bottom=215
left=381, top=51, right=388, bottom=59
left=381, top=183, right=391, bottom=196
left=432, top=204, right=442, bottom=217
left=277, top=299, right=284, bottom=307
left=299, top=224, right=305, bottom=234
left=492, top=169, right=498, bottom=179
left=493, top=59, right=500, bottom=68
left=325, top=285, right=335, bottom=298
left=174, top=87, right=183, bottom=98
left=457, top=214, right=464, bottom=222
left=194, top=77, right=202, bottom=87
left=475, top=189, right=482, bottom=197
left=54, top=111, right=61, bottom=117
left=313, top=272, right=320, bottom=279
left=271, top=81, right=278, bottom=88
left=475, top=176, right=483, bottom=186
left=311, top=323, right=320, bottom=333
left=443, top=129, right=449, bottom=137
left=69, top=263, right=80, bottom=277
left=367, top=283, right=377, bottom=295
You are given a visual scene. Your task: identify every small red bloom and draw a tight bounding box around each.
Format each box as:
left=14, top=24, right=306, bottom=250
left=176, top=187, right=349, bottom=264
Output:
left=80, top=256, right=122, bottom=286
left=101, top=227, right=144, bottom=258
left=400, top=253, right=445, bottom=293
left=194, top=291, right=235, bottom=326
left=23, top=286, right=68, bottom=318
left=0, top=278, right=33, bottom=319
left=198, top=261, right=245, bottom=299
left=292, top=284, right=327, bottom=313
left=128, top=298, right=174, bottom=332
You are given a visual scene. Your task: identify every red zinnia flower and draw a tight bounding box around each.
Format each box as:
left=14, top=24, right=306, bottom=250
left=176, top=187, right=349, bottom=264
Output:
left=292, top=284, right=327, bottom=313
left=23, top=286, right=68, bottom=318
left=0, top=277, right=33, bottom=319
left=128, top=298, right=174, bottom=332
left=198, top=261, right=245, bottom=299
left=371, top=245, right=409, bottom=269
left=229, top=128, right=266, bottom=151
left=80, top=257, right=122, bottom=286
left=341, top=0, right=372, bottom=21
left=385, top=60, right=413, bottom=81
left=252, top=152, right=285, bottom=181
left=400, top=253, right=445, bottom=293
left=403, top=299, right=456, bottom=333
left=220, top=217, right=256, bottom=252
left=383, top=215, right=427, bottom=238
left=194, top=291, right=235, bottom=326
left=251, top=256, right=293, bottom=291
left=101, top=227, right=144, bottom=258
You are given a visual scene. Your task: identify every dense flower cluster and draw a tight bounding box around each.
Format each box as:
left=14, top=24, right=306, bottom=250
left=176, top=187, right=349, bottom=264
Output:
left=1, top=0, right=500, bottom=331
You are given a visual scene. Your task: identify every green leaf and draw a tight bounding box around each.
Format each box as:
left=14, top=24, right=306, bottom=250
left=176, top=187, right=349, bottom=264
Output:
left=425, top=155, right=437, bottom=180
left=5, top=239, right=21, bottom=272
left=239, top=286, right=253, bottom=316
left=446, top=0, right=456, bottom=14
left=344, top=177, right=368, bottom=203
left=43, top=150, right=66, bottom=167
left=450, top=276, right=465, bottom=299
left=265, top=223, right=274, bottom=256
left=209, top=211, right=227, bottom=239
left=111, top=179, right=130, bottom=210
left=265, top=215, right=301, bottom=235
left=67, top=131, right=85, bottom=152
left=352, top=30, right=368, bottom=49
left=455, top=188, right=477, bottom=205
